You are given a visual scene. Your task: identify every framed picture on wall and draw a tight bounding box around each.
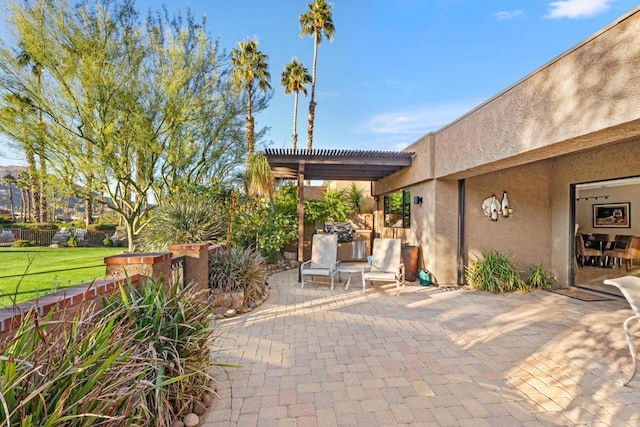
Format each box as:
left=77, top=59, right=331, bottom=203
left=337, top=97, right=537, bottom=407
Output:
left=593, top=203, right=631, bottom=228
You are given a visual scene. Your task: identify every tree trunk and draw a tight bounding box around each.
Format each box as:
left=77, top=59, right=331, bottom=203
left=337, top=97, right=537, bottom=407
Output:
left=306, top=100, right=316, bottom=152
left=292, top=91, right=299, bottom=151
left=84, top=197, right=92, bottom=227
left=7, top=185, right=15, bottom=221
left=246, top=84, right=254, bottom=154
left=26, top=153, right=40, bottom=222
left=38, top=146, right=46, bottom=222
left=306, top=31, right=320, bottom=151
left=246, top=115, right=255, bottom=154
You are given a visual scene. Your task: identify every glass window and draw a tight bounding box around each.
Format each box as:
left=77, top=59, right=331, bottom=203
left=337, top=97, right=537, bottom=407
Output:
left=384, top=189, right=410, bottom=228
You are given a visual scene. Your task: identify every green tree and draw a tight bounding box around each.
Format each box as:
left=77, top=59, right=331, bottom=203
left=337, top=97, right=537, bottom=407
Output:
left=2, top=174, right=16, bottom=221
left=281, top=58, right=311, bottom=151
left=299, top=0, right=334, bottom=151
left=17, top=48, right=47, bottom=222
left=0, top=0, right=247, bottom=251
left=230, top=39, right=272, bottom=155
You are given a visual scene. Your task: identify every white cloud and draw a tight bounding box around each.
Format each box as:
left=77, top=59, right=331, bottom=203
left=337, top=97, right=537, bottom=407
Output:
left=358, top=99, right=484, bottom=137
left=546, top=0, right=613, bottom=19
left=493, top=10, right=524, bottom=20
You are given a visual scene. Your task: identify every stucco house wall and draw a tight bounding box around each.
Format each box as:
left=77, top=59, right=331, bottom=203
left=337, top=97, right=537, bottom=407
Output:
left=373, top=7, right=640, bottom=286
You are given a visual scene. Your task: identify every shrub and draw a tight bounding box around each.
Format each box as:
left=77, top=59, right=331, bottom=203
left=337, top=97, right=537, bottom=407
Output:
left=23, top=222, right=59, bottom=230
left=209, top=246, right=267, bottom=305
left=465, top=251, right=526, bottom=294
left=527, top=264, right=559, bottom=289
left=137, top=193, right=228, bottom=252
left=0, top=306, right=145, bottom=425
left=11, top=239, right=31, bottom=247
left=103, top=237, right=114, bottom=246
left=104, top=278, right=215, bottom=425
left=67, top=235, right=79, bottom=247
left=88, top=223, right=118, bottom=232
left=230, top=203, right=297, bottom=263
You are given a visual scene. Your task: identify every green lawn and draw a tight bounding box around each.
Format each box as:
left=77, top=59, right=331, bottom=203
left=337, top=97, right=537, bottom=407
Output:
left=0, top=247, right=122, bottom=307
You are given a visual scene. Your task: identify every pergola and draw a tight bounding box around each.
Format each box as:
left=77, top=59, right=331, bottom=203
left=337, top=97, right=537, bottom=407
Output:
left=264, top=148, right=415, bottom=261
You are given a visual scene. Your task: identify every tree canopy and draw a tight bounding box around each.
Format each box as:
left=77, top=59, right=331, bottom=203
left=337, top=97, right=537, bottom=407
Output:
left=0, top=0, right=267, bottom=250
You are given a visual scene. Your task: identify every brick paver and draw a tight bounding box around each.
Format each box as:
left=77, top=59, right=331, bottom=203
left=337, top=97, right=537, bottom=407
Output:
left=202, top=269, right=640, bottom=426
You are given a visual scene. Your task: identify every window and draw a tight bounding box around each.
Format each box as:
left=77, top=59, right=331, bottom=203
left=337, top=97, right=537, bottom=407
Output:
left=384, top=189, right=411, bottom=228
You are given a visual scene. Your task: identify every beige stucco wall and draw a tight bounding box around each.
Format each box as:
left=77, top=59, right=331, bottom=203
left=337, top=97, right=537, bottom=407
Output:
left=464, top=161, right=553, bottom=270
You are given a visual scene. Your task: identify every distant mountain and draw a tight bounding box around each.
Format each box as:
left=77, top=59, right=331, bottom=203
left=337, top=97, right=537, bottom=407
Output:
left=0, top=165, right=25, bottom=180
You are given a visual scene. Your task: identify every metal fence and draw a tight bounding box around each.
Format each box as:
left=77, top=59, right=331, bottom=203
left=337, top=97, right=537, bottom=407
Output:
left=0, top=228, right=114, bottom=247
left=171, top=255, right=187, bottom=289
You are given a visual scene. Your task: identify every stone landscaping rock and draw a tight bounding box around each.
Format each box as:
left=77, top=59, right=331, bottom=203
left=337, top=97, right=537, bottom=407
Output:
left=193, top=400, right=207, bottom=416
left=202, top=392, right=215, bottom=407
left=183, top=413, right=199, bottom=427
left=224, top=308, right=236, bottom=317
left=171, top=420, right=184, bottom=427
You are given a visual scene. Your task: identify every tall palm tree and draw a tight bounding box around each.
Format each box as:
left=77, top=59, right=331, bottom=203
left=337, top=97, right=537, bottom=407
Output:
left=0, top=94, right=40, bottom=222
left=17, top=49, right=47, bottom=222
left=230, top=39, right=271, bottom=155
left=281, top=59, right=311, bottom=151
left=16, top=170, right=30, bottom=222
left=2, top=174, right=16, bottom=221
left=300, top=0, right=334, bottom=151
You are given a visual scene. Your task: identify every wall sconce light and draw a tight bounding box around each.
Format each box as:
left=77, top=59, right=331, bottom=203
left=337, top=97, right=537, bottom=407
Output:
left=413, top=196, right=423, bottom=205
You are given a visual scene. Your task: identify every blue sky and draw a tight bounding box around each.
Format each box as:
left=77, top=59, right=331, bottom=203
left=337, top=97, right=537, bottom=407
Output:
left=1, top=0, right=638, bottom=165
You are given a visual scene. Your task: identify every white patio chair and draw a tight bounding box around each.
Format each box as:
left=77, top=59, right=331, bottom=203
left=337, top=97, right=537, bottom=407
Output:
left=604, top=276, right=640, bottom=386
left=300, top=234, right=339, bottom=291
left=362, top=238, right=405, bottom=296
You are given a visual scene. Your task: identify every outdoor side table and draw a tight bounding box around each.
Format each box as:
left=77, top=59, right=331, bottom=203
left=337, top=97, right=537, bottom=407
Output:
left=338, top=264, right=365, bottom=290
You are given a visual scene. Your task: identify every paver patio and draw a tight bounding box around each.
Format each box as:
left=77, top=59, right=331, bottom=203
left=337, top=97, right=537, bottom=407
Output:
left=204, top=268, right=640, bottom=426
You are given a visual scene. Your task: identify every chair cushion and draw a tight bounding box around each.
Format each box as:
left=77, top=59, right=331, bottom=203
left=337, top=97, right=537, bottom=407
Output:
left=364, top=271, right=397, bottom=281
left=302, top=268, right=333, bottom=276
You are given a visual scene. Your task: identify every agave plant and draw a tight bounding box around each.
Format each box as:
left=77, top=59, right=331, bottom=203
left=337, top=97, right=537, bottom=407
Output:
left=527, top=264, right=559, bottom=290
left=209, top=246, right=267, bottom=305
left=465, top=251, right=527, bottom=294
left=137, top=193, right=228, bottom=252
left=0, top=305, right=145, bottom=425
left=103, top=277, right=216, bottom=425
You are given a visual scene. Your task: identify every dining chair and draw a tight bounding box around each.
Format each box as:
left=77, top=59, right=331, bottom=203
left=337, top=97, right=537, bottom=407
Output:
left=575, top=233, right=602, bottom=267
left=603, top=276, right=640, bottom=385
left=300, top=234, right=339, bottom=291
left=604, top=235, right=638, bottom=270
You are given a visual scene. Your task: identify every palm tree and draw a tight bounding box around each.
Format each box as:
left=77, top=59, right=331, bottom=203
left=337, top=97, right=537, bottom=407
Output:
left=16, top=170, right=30, bottom=222
left=281, top=59, right=311, bottom=151
left=17, top=49, right=47, bottom=222
left=230, top=39, right=271, bottom=155
left=300, top=0, right=335, bottom=151
left=2, top=174, right=16, bottom=221
left=0, top=94, right=40, bottom=222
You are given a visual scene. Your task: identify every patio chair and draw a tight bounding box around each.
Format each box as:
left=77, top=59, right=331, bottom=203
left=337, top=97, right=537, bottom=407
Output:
left=300, top=234, right=339, bottom=291
left=362, top=238, right=405, bottom=296
left=603, top=276, right=640, bottom=386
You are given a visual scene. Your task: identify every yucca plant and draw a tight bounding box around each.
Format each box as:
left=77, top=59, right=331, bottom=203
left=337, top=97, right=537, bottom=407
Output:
left=137, top=193, right=228, bottom=252
left=527, top=264, right=559, bottom=290
left=0, top=305, right=145, bottom=426
left=209, top=246, right=267, bottom=305
left=465, top=251, right=527, bottom=294
left=103, top=277, right=216, bottom=426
